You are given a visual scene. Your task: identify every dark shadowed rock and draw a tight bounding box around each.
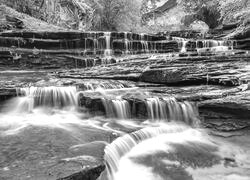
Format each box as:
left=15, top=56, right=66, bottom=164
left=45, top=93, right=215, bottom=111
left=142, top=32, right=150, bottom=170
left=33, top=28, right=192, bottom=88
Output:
left=57, top=164, right=105, bottom=180
left=140, top=68, right=189, bottom=84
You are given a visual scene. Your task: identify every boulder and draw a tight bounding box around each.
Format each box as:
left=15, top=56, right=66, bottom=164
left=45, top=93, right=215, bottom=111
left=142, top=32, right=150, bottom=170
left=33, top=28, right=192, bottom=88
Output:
left=140, top=68, right=189, bottom=85
left=58, top=164, right=105, bottom=180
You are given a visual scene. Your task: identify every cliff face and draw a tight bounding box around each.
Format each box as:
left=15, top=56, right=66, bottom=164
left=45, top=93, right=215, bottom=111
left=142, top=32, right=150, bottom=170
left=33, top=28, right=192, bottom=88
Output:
left=0, top=0, right=94, bottom=30
left=0, top=5, right=65, bottom=31
left=140, top=0, right=209, bottom=32
left=0, top=0, right=249, bottom=33
left=0, top=0, right=143, bottom=32
left=141, top=0, right=250, bottom=32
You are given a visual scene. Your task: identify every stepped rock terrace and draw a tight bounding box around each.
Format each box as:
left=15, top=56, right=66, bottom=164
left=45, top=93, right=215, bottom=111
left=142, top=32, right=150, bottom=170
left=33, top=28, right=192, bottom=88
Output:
left=0, top=28, right=250, bottom=180
left=0, top=30, right=249, bottom=70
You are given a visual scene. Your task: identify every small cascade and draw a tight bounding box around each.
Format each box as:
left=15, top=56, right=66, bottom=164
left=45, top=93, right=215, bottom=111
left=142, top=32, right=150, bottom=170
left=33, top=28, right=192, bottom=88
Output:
left=146, top=97, right=167, bottom=120
left=84, top=38, right=87, bottom=55
left=145, top=97, right=199, bottom=126
left=15, top=86, right=77, bottom=112
left=93, top=35, right=99, bottom=55
left=102, top=125, right=192, bottom=180
left=172, top=37, right=188, bottom=53
left=102, top=98, right=131, bottom=119
left=100, top=95, right=199, bottom=125
left=172, top=37, right=236, bottom=54
left=101, top=120, right=249, bottom=180
left=104, top=32, right=113, bottom=56
left=202, top=40, right=227, bottom=48
left=140, top=33, right=149, bottom=53
left=81, top=81, right=132, bottom=91
left=196, top=39, right=235, bottom=53
left=181, top=40, right=188, bottom=53
left=111, top=100, right=131, bottom=119
left=124, top=32, right=132, bottom=54
left=151, top=42, right=157, bottom=53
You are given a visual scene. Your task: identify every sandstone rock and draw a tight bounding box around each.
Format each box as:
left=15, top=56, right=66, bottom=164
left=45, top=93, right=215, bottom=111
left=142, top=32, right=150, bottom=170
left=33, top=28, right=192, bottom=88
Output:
left=58, top=164, right=105, bottom=180
left=140, top=68, right=189, bottom=84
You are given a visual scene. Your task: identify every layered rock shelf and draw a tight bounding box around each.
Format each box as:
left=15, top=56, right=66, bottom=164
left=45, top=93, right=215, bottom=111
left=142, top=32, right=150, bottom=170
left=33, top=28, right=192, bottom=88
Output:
left=0, top=30, right=249, bottom=70
left=0, top=0, right=250, bottom=179
left=1, top=29, right=250, bottom=180
left=55, top=52, right=250, bottom=86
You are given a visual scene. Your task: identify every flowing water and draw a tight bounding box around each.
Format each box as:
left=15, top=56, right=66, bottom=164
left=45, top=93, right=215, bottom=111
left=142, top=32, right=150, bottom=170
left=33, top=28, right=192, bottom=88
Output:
left=0, top=83, right=250, bottom=180
left=140, top=33, right=149, bottom=53
left=104, top=32, right=113, bottom=56
left=16, top=86, right=77, bottom=110
left=102, top=125, right=250, bottom=180
left=172, top=37, right=235, bottom=54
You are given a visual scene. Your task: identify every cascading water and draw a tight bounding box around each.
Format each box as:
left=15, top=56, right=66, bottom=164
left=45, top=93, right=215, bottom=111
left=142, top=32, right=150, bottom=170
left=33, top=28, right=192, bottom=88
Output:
left=15, top=86, right=77, bottom=112
left=181, top=40, right=188, bottom=53
left=0, top=86, right=84, bottom=136
left=80, top=81, right=133, bottom=91
left=172, top=37, right=235, bottom=54
left=101, top=123, right=250, bottom=180
left=140, top=33, right=149, bottom=53
left=94, top=36, right=99, bottom=55
left=102, top=98, right=131, bottom=119
left=146, top=97, right=199, bottom=125
left=172, top=37, right=188, bottom=53
left=102, top=125, right=190, bottom=180
left=111, top=100, right=131, bottom=119
left=1, top=81, right=250, bottom=179
left=104, top=32, right=113, bottom=56
left=97, top=88, right=249, bottom=180
left=197, top=39, right=235, bottom=53
left=100, top=95, right=199, bottom=126
left=124, top=32, right=132, bottom=54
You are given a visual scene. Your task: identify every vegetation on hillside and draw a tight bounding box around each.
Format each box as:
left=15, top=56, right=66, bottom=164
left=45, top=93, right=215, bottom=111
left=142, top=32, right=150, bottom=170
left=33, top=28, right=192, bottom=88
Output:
left=0, top=0, right=249, bottom=33
left=0, top=4, right=65, bottom=31
left=88, top=0, right=142, bottom=31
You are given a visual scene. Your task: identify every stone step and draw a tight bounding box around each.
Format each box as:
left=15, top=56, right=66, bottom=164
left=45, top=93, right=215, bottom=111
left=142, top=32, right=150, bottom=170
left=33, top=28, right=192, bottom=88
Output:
left=0, top=31, right=167, bottom=41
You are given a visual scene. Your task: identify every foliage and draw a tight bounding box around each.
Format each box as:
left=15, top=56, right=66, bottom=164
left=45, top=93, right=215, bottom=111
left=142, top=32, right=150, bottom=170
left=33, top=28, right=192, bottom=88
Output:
left=219, top=0, right=250, bottom=24
left=0, top=0, right=143, bottom=32
left=0, top=0, right=94, bottom=30
left=90, top=0, right=143, bottom=32
left=1, top=0, right=249, bottom=32
left=180, top=0, right=250, bottom=28
left=179, top=0, right=220, bottom=29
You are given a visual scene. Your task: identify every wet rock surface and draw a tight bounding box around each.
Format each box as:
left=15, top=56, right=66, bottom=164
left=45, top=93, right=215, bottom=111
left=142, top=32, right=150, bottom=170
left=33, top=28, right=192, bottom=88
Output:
left=0, top=30, right=249, bottom=70
left=130, top=142, right=221, bottom=180
left=58, top=164, right=105, bottom=180
left=0, top=124, right=110, bottom=180
left=55, top=52, right=250, bottom=87
left=0, top=29, right=250, bottom=180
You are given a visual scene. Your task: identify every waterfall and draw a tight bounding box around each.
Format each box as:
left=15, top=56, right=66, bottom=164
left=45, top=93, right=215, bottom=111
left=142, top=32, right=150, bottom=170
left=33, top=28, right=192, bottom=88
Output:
left=172, top=37, right=235, bottom=53
left=79, top=80, right=133, bottom=91
left=146, top=97, right=167, bottom=120
left=142, top=41, right=149, bottom=53
left=101, top=125, right=205, bottom=180
left=145, top=97, right=199, bottom=126
left=100, top=96, right=199, bottom=125
left=172, top=37, right=188, bottom=53
left=93, top=36, right=99, bottom=55
left=15, top=86, right=77, bottom=112
left=181, top=40, right=188, bottom=53
left=102, top=98, right=131, bottom=119
left=104, top=32, right=113, bottom=56
left=196, top=39, right=235, bottom=53
left=140, top=33, right=149, bottom=53
left=111, top=100, right=131, bottom=119
left=124, top=32, right=132, bottom=54
left=101, top=121, right=247, bottom=180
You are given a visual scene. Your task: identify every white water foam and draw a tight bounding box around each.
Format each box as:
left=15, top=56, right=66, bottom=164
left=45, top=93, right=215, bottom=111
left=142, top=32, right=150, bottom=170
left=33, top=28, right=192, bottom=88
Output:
left=101, top=124, right=250, bottom=180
